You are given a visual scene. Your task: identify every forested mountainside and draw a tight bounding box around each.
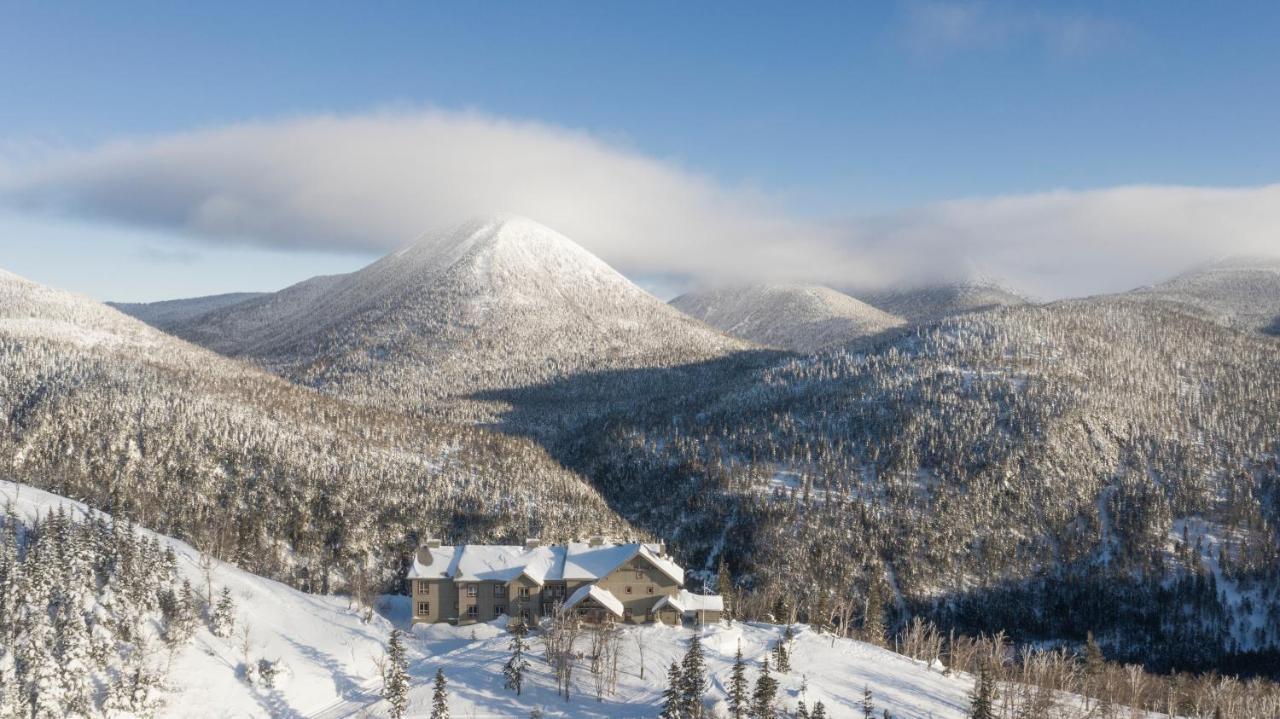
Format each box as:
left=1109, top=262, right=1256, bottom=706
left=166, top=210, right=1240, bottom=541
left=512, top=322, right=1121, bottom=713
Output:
left=671, top=283, right=905, bottom=352
left=163, top=215, right=751, bottom=418
left=1125, top=256, right=1280, bottom=335
left=0, top=269, right=635, bottom=594
left=523, top=298, right=1280, bottom=673
left=857, top=280, right=1029, bottom=322
left=109, top=292, right=267, bottom=331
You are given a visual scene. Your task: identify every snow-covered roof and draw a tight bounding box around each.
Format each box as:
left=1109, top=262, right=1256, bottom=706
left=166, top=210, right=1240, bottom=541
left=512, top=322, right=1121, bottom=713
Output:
left=406, top=541, right=682, bottom=586
left=654, top=590, right=724, bottom=614
left=562, top=584, right=624, bottom=617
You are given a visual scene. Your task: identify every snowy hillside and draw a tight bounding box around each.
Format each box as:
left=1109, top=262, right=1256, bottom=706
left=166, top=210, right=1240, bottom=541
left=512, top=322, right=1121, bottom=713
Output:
left=1, top=480, right=1177, bottom=719
left=1126, top=256, right=1280, bottom=335
left=857, top=281, right=1028, bottom=323
left=110, top=291, right=267, bottom=331
left=671, top=284, right=905, bottom=352
left=168, top=215, right=753, bottom=415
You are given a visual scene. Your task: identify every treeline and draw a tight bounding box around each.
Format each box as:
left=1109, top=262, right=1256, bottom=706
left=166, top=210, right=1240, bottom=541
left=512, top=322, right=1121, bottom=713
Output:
left=0, top=331, right=636, bottom=597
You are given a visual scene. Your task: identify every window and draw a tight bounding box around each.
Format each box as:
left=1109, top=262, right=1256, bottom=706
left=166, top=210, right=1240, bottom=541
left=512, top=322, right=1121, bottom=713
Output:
left=521, top=609, right=530, bottom=621
left=466, top=585, right=477, bottom=598
left=634, top=568, right=645, bottom=580
left=624, top=608, right=633, bottom=622
left=417, top=601, right=430, bottom=615
left=466, top=605, right=478, bottom=618
left=453, top=600, right=458, bottom=610
left=495, top=605, right=506, bottom=616
left=494, top=584, right=507, bottom=598
left=518, top=587, right=530, bottom=599
left=418, top=580, right=431, bottom=595
left=647, top=586, right=654, bottom=594
left=625, top=586, right=633, bottom=594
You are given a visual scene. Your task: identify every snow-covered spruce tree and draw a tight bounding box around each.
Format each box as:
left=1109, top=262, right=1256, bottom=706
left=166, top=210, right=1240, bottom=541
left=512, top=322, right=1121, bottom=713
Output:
left=751, top=656, right=777, bottom=719
left=431, top=667, right=450, bottom=719
left=679, top=632, right=708, bottom=717
left=861, top=684, right=875, bottom=718
left=810, top=701, right=827, bottom=719
left=796, top=699, right=809, bottom=719
left=382, top=629, right=410, bottom=719
left=727, top=643, right=749, bottom=719
left=503, top=620, right=530, bottom=695
left=210, top=586, right=236, bottom=638
left=659, top=661, right=682, bottom=719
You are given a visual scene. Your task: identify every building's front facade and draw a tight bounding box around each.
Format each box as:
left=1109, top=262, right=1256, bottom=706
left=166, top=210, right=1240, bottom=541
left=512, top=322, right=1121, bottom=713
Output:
left=407, top=537, right=722, bottom=626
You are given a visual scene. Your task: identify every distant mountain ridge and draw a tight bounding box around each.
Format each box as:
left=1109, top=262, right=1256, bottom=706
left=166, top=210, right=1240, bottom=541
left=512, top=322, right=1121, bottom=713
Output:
left=857, top=280, right=1029, bottom=323
left=671, top=283, right=905, bottom=352
left=110, top=291, right=267, bottom=330
left=165, top=215, right=753, bottom=414
left=1125, top=256, right=1280, bottom=335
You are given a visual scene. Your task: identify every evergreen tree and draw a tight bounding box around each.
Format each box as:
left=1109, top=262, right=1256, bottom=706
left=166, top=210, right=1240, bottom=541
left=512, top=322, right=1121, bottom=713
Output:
left=504, top=619, right=531, bottom=695
left=210, top=587, right=236, bottom=638
left=659, top=661, right=683, bottom=719
left=727, top=643, right=750, bottom=719
left=717, top=558, right=735, bottom=624
left=382, top=629, right=409, bottom=719
left=431, top=667, right=450, bottom=719
left=863, top=583, right=885, bottom=647
left=796, top=699, right=810, bottom=719
left=751, top=656, right=778, bottom=719
left=811, top=702, right=827, bottom=719
left=861, top=684, right=875, bottom=718
left=680, top=632, right=708, bottom=717
left=968, top=664, right=997, bottom=719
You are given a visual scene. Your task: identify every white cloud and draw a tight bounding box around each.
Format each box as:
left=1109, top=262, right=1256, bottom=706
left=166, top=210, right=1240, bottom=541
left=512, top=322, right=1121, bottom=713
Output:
left=0, top=110, right=858, bottom=289
left=2, top=110, right=1279, bottom=301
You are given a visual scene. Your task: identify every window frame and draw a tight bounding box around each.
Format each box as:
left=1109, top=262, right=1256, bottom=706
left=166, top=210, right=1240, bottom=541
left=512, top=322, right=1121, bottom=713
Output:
left=417, top=601, right=430, bottom=615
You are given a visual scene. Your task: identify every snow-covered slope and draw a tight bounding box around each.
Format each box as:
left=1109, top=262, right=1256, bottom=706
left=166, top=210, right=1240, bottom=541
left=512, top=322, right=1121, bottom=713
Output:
left=110, top=291, right=267, bottom=331
left=170, top=215, right=753, bottom=413
left=1, top=479, right=394, bottom=719
left=1, top=480, right=1150, bottom=719
left=671, top=284, right=905, bottom=352
left=1126, top=256, right=1280, bottom=335
left=857, top=281, right=1028, bottom=323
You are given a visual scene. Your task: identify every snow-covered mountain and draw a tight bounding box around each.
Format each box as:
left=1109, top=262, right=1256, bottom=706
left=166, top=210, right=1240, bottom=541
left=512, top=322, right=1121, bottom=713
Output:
left=166, top=215, right=753, bottom=413
left=0, top=267, right=635, bottom=593
left=1126, top=256, right=1280, bottom=335
left=670, top=284, right=905, bottom=352
left=110, top=291, right=267, bottom=331
left=857, top=281, right=1029, bottom=323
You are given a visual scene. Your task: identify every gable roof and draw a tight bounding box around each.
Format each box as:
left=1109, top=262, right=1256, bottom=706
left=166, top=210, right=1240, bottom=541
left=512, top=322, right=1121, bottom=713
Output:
left=562, top=584, right=624, bottom=617
left=406, top=541, right=682, bottom=585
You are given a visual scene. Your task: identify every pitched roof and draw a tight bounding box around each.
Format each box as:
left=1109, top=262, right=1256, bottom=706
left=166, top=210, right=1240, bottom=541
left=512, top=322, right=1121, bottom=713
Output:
left=654, top=589, right=725, bottom=614
left=562, top=584, right=624, bottom=617
left=406, top=541, right=682, bottom=585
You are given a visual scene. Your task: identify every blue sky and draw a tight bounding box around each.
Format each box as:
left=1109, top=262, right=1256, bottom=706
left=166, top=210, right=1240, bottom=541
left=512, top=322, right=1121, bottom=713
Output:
left=2, top=1, right=1279, bottom=301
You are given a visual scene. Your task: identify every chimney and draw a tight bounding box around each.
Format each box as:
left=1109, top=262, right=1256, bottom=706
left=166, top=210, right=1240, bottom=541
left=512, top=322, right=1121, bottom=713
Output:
left=657, top=540, right=667, bottom=557
left=524, top=538, right=541, bottom=550
left=588, top=535, right=607, bottom=547
left=416, top=538, right=442, bottom=566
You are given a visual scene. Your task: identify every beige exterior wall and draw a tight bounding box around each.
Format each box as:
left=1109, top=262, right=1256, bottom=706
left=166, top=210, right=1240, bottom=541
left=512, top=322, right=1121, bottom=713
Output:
left=591, top=555, right=680, bottom=623
left=410, top=578, right=458, bottom=624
